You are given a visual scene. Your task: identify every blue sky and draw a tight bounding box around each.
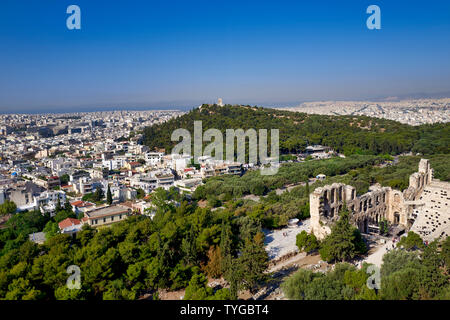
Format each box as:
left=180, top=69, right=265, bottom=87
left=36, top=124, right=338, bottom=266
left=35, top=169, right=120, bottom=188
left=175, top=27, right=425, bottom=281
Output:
left=1, top=0, right=450, bottom=113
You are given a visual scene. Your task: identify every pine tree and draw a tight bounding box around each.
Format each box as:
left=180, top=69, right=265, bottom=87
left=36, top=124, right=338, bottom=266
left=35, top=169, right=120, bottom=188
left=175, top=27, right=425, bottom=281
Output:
left=0, top=200, right=17, bottom=215
left=319, top=209, right=366, bottom=262
left=183, top=273, right=213, bottom=300
left=296, top=231, right=319, bottom=253
left=93, top=186, right=104, bottom=202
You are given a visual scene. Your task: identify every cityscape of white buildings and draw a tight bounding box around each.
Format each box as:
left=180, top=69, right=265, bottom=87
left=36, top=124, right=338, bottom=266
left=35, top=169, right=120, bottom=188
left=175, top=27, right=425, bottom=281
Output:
left=280, top=98, right=450, bottom=125
left=2, top=98, right=440, bottom=238
left=0, top=109, right=250, bottom=232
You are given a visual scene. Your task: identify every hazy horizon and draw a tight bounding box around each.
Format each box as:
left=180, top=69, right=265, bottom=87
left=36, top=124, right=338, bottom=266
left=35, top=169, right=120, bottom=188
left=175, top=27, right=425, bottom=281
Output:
left=1, top=0, right=450, bottom=113
left=2, top=90, right=450, bottom=115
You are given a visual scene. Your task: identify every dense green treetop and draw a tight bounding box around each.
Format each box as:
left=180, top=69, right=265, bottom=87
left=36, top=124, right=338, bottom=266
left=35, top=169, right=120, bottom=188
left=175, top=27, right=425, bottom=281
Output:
left=143, top=104, right=449, bottom=156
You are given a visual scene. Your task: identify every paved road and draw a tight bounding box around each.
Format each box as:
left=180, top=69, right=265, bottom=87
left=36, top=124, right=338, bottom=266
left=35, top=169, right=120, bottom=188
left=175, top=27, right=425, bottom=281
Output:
left=363, top=239, right=395, bottom=268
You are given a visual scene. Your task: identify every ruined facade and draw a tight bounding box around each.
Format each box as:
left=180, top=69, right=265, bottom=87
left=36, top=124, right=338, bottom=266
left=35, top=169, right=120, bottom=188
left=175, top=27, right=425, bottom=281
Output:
left=310, top=159, right=441, bottom=240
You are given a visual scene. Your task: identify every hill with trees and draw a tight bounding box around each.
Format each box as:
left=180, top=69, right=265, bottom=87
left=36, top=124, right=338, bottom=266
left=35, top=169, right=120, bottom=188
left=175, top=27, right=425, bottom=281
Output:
left=0, top=188, right=268, bottom=300
left=143, top=104, right=450, bottom=156
left=192, top=154, right=449, bottom=228
left=1, top=105, right=448, bottom=300
left=283, top=235, right=450, bottom=300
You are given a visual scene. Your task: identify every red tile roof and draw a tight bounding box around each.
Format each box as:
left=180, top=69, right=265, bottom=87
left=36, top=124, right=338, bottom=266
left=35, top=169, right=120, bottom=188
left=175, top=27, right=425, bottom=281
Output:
left=58, top=218, right=81, bottom=230
left=70, top=200, right=94, bottom=208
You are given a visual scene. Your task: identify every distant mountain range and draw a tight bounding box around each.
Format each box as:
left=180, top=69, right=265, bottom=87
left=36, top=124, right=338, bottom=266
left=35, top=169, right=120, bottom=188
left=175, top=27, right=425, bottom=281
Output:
left=371, top=91, right=450, bottom=102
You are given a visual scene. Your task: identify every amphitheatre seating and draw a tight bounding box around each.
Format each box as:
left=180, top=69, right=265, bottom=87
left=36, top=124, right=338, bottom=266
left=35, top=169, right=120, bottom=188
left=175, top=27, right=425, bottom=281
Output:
left=410, top=182, right=449, bottom=242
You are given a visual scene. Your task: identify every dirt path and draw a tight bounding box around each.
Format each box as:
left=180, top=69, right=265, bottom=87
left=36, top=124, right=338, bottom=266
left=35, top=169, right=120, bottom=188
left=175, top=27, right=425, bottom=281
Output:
left=253, top=252, right=326, bottom=300
left=267, top=252, right=321, bottom=273
left=158, top=288, right=185, bottom=300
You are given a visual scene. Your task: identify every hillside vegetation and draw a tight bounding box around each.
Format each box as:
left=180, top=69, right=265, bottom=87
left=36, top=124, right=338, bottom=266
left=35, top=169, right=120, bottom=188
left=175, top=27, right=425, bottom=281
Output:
left=143, top=104, right=450, bottom=156
left=194, top=155, right=449, bottom=229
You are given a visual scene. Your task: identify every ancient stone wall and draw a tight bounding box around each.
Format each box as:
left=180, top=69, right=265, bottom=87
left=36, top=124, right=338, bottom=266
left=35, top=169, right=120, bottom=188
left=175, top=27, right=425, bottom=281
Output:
left=309, top=159, right=435, bottom=239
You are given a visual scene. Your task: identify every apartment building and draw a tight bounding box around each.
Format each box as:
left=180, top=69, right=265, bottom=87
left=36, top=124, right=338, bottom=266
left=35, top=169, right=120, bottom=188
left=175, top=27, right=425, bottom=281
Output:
left=155, top=173, right=175, bottom=190
left=46, top=176, right=61, bottom=189
left=2, top=181, right=45, bottom=211
left=145, top=152, right=164, bottom=166
left=82, top=205, right=131, bottom=227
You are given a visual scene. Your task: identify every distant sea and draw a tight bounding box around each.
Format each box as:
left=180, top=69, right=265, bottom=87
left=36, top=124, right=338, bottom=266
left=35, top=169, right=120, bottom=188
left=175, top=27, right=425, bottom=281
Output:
left=2, top=90, right=449, bottom=114
left=0, top=104, right=194, bottom=115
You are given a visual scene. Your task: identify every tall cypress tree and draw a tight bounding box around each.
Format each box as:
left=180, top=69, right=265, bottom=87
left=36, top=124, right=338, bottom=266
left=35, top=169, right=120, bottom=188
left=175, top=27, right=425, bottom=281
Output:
left=220, top=221, right=236, bottom=289
left=64, top=198, right=72, bottom=212
left=55, top=197, right=62, bottom=212
left=238, top=238, right=268, bottom=293
left=220, top=222, right=233, bottom=272
left=107, top=185, right=113, bottom=205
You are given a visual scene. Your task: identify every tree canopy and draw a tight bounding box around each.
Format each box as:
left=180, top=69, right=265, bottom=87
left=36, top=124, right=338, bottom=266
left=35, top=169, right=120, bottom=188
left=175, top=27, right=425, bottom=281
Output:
left=0, top=200, right=17, bottom=216
left=143, top=104, right=450, bottom=156
left=283, top=235, right=450, bottom=300
left=319, top=210, right=367, bottom=263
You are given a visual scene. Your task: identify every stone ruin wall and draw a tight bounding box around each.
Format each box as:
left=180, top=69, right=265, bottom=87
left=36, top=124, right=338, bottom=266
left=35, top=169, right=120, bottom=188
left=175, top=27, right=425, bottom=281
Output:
left=310, top=159, right=434, bottom=239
